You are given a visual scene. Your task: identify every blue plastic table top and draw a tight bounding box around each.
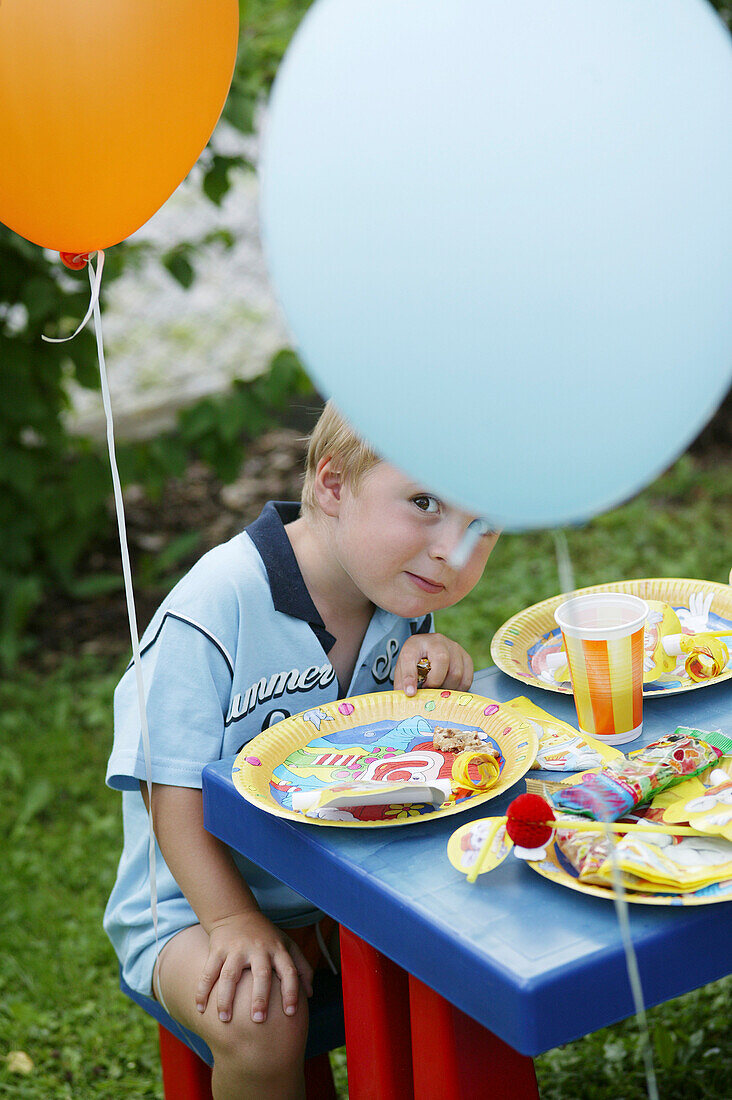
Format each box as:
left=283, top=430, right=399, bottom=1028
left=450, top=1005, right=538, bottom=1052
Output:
left=202, top=667, right=732, bottom=1056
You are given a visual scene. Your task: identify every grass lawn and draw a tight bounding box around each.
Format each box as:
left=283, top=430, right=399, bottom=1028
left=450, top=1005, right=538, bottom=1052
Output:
left=1, top=452, right=730, bottom=1097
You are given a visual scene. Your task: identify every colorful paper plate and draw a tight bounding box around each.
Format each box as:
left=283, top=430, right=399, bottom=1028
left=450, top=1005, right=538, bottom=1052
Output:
left=527, top=836, right=732, bottom=906
left=491, top=577, right=732, bottom=696
left=231, top=689, right=538, bottom=828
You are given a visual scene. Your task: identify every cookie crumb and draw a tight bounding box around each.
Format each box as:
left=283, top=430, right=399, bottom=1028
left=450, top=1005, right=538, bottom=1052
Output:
left=432, top=727, right=487, bottom=753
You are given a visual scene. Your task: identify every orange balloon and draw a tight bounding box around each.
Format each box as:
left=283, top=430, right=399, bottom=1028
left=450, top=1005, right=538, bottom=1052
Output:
left=0, top=0, right=239, bottom=253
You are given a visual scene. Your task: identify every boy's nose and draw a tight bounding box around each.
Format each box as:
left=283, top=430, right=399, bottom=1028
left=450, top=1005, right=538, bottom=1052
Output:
left=428, top=521, right=468, bottom=567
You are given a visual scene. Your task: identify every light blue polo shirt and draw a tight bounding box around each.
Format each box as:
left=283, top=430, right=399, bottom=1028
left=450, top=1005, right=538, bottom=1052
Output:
left=104, top=501, right=432, bottom=995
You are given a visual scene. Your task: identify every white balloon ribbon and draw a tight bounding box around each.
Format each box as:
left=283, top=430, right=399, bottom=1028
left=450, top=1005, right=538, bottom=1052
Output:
left=42, top=251, right=105, bottom=343
left=45, top=253, right=159, bottom=953
left=553, top=536, right=659, bottom=1100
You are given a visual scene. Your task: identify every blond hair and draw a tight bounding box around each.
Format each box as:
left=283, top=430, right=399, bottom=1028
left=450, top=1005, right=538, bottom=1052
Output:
left=300, top=400, right=380, bottom=515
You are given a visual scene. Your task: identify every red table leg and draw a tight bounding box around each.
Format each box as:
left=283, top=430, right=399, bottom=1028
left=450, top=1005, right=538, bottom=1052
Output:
left=339, top=926, right=414, bottom=1100
left=408, top=975, right=540, bottom=1100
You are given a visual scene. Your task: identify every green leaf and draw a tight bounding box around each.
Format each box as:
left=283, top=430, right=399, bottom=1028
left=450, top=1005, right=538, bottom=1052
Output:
left=156, top=531, right=202, bottom=571
left=202, top=229, right=236, bottom=250
left=654, top=1026, right=677, bottom=1069
left=67, top=573, right=125, bottom=598
left=179, top=399, right=219, bottom=440
left=202, top=154, right=243, bottom=206
left=12, top=778, right=54, bottom=834
left=162, top=251, right=195, bottom=289
left=222, top=86, right=255, bottom=134
left=20, top=277, right=59, bottom=324
left=0, top=747, right=24, bottom=786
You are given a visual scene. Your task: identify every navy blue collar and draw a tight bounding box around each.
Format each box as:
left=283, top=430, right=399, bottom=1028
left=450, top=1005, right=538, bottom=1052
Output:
left=246, top=501, right=336, bottom=653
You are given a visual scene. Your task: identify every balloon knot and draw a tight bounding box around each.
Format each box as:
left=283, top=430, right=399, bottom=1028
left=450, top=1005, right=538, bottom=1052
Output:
left=60, top=252, right=91, bottom=270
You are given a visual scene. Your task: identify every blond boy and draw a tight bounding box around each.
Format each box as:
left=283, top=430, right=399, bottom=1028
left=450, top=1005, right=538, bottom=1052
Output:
left=105, top=401, right=498, bottom=1098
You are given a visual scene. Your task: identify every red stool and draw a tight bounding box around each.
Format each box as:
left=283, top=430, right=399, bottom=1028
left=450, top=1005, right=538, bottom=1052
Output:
left=121, top=968, right=343, bottom=1100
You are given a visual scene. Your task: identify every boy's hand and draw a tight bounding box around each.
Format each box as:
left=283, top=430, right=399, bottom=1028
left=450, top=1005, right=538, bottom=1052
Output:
left=394, top=633, right=473, bottom=697
left=196, top=909, right=314, bottom=1024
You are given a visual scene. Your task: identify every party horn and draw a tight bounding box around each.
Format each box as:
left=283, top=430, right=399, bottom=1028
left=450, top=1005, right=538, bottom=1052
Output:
left=661, top=632, right=729, bottom=681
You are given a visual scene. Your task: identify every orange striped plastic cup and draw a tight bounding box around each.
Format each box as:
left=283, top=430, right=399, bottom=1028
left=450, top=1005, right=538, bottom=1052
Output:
left=554, top=593, right=648, bottom=746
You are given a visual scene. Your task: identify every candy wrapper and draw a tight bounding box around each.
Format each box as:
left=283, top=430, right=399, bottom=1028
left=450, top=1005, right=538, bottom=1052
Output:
left=505, top=697, right=622, bottom=771
left=549, top=728, right=730, bottom=821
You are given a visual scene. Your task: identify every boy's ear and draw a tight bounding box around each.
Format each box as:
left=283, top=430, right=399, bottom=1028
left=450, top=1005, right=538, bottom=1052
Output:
left=313, top=456, right=344, bottom=516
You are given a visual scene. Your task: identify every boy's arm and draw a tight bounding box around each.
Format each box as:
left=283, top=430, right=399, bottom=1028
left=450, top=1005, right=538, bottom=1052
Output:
left=142, top=782, right=313, bottom=1022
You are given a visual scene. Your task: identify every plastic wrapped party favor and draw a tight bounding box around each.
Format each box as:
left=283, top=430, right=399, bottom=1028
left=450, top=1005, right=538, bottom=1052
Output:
left=555, top=826, right=611, bottom=885
left=550, top=728, right=728, bottom=821
left=554, top=804, right=732, bottom=892
left=591, top=832, right=732, bottom=892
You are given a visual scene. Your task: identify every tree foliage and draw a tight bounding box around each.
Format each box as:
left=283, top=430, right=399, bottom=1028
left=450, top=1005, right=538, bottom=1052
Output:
left=0, top=0, right=729, bottom=665
left=0, top=0, right=313, bottom=665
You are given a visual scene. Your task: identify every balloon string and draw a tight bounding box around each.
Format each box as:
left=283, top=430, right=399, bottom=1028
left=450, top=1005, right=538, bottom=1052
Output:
left=603, top=824, right=659, bottom=1100
left=86, top=255, right=160, bottom=955
left=42, top=251, right=105, bottom=343
left=553, top=528, right=574, bottom=598
left=552, top=530, right=658, bottom=1100
left=449, top=517, right=493, bottom=570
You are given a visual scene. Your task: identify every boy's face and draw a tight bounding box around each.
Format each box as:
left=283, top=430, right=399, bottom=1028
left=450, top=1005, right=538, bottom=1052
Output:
left=330, top=463, right=499, bottom=618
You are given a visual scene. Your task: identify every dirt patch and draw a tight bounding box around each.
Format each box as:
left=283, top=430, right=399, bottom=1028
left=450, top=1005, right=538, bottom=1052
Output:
left=32, top=427, right=312, bottom=669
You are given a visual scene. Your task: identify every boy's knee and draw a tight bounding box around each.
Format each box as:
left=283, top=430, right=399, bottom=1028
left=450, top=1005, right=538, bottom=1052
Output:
left=211, top=993, right=309, bottom=1075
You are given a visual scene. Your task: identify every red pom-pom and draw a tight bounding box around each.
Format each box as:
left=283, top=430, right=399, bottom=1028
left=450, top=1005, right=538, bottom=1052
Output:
left=506, top=793, right=555, bottom=848
left=60, top=252, right=90, bottom=270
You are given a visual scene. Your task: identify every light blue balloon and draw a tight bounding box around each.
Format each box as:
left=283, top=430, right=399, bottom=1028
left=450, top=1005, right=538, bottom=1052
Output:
left=260, top=0, right=732, bottom=530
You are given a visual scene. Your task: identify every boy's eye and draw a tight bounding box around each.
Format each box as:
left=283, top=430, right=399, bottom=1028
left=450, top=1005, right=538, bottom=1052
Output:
left=412, top=495, right=440, bottom=514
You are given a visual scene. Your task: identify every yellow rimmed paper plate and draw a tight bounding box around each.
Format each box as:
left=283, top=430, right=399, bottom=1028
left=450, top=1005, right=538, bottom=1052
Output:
left=231, top=689, right=538, bottom=828
left=527, top=837, right=732, bottom=906
left=491, top=577, right=732, bottom=697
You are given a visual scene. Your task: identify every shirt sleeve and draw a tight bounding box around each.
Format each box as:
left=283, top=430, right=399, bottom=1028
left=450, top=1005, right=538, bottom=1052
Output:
left=106, top=612, right=233, bottom=791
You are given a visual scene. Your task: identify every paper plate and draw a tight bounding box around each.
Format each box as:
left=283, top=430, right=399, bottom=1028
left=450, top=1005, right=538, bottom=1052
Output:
left=231, top=689, right=538, bottom=828
left=527, top=837, right=732, bottom=906
left=491, top=577, right=732, bottom=696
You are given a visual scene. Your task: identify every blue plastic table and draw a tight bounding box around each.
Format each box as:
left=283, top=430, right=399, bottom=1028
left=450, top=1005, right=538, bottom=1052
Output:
left=202, top=667, right=732, bottom=1099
